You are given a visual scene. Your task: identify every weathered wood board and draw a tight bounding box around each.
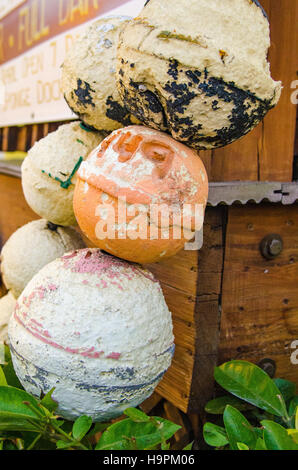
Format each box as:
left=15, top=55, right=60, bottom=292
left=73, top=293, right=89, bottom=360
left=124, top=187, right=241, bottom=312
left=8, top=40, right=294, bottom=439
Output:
left=219, top=204, right=298, bottom=384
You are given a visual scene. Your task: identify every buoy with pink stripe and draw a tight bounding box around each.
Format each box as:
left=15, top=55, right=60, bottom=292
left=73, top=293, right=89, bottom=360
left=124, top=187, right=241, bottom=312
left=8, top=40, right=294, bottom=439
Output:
left=8, top=248, right=174, bottom=421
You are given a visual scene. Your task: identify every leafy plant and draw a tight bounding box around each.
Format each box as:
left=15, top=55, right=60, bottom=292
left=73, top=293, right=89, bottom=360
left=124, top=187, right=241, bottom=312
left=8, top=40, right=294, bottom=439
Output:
left=0, top=346, right=184, bottom=450
left=204, top=360, right=298, bottom=450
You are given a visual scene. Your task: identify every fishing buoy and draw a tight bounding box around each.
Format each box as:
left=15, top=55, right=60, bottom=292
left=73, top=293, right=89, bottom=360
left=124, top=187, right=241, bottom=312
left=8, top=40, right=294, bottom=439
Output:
left=8, top=248, right=174, bottom=421
left=73, top=125, right=208, bottom=263
left=22, top=122, right=104, bottom=226
left=0, top=219, right=85, bottom=298
left=117, top=0, right=281, bottom=150
left=62, top=17, right=139, bottom=132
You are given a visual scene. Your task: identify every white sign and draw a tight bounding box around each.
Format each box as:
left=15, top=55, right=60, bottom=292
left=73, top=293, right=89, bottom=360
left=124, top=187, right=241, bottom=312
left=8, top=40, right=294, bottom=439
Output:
left=0, top=0, right=25, bottom=21
left=0, top=0, right=144, bottom=127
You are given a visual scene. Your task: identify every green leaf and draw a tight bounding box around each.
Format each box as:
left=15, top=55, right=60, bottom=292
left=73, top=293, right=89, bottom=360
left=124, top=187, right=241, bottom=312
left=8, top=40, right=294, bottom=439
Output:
left=214, top=361, right=287, bottom=417
left=124, top=408, right=151, bottom=422
left=3, top=440, right=18, bottom=450
left=296, top=407, right=298, bottom=430
left=288, top=429, right=298, bottom=445
left=223, top=405, right=257, bottom=450
left=56, top=440, right=74, bottom=450
left=161, top=441, right=171, bottom=450
left=289, top=396, right=298, bottom=417
left=203, top=422, right=229, bottom=448
left=183, top=441, right=193, bottom=450
left=0, top=366, right=7, bottom=386
left=2, top=350, right=23, bottom=390
left=96, top=417, right=181, bottom=450
left=22, top=431, right=42, bottom=449
left=261, top=420, right=298, bottom=450
left=40, top=388, right=58, bottom=413
left=87, top=422, right=110, bottom=437
left=205, top=395, right=254, bottom=414
left=72, top=416, right=93, bottom=441
left=0, top=386, right=45, bottom=432
left=237, top=442, right=249, bottom=450
left=255, top=437, right=267, bottom=450
left=3, top=345, right=11, bottom=363
left=274, top=379, right=296, bottom=402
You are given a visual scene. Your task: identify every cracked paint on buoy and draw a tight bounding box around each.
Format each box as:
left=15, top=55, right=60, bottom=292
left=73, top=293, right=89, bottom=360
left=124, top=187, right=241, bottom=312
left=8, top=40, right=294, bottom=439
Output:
left=8, top=249, right=174, bottom=422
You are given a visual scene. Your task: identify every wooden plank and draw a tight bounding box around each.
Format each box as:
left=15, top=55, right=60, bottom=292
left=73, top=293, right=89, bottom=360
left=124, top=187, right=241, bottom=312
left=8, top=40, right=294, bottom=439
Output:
left=1, top=127, right=9, bottom=151
left=259, top=0, right=298, bottom=181
left=210, top=125, right=261, bottom=182
left=16, top=127, right=27, bottom=152
left=0, top=278, right=7, bottom=298
left=219, top=204, right=298, bottom=386
left=147, top=250, right=199, bottom=297
left=187, top=208, right=226, bottom=413
left=163, top=401, right=187, bottom=442
left=199, top=150, right=212, bottom=180
left=0, top=174, right=38, bottom=245
left=43, top=123, right=49, bottom=138
left=154, top=208, right=226, bottom=413
left=31, top=125, right=39, bottom=148
left=139, top=392, right=162, bottom=414
left=157, top=344, right=194, bottom=413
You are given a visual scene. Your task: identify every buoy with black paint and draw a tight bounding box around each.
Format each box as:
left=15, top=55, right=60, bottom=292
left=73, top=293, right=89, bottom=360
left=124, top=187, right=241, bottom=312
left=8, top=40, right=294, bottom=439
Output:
left=61, top=17, right=139, bottom=132
left=117, top=0, right=282, bottom=150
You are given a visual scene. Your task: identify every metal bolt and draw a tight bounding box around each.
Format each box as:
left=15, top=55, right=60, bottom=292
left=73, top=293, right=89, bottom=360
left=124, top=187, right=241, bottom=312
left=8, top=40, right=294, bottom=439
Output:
left=260, top=234, right=283, bottom=260
left=258, top=358, right=276, bottom=378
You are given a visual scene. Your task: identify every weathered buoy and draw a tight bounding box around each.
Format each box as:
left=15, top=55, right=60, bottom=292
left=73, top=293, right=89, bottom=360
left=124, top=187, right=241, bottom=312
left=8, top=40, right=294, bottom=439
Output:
left=116, top=0, right=282, bottom=150
left=61, top=17, right=139, bottom=132
left=0, top=219, right=85, bottom=298
left=0, top=292, right=16, bottom=343
left=22, top=122, right=104, bottom=226
left=73, top=125, right=208, bottom=264
left=8, top=248, right=174, bottom=422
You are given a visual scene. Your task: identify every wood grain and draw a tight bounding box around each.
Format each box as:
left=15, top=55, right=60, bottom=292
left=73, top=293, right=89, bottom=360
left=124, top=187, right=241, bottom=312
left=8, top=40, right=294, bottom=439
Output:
left=219, top=204, right=298, bottom=386
left=188, top=208, right=226, bottom=413
left=259, top=0, right=298, bottom=181
left=0, top=174, right=38, bottom=247
left=147, top=208, right=226, bottom=413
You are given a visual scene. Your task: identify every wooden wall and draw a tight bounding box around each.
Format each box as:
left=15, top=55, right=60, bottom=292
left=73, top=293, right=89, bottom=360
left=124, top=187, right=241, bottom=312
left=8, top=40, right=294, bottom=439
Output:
left=219, top=204, right=298, bottom=384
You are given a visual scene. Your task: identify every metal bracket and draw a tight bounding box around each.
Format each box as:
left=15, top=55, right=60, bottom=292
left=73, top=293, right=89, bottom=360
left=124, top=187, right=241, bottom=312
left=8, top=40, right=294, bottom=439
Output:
left=281, top=183, right=298, bottom=205
left=208, top=181, right=298, bottom=207
left=208, top=182, right=283, bottom=206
